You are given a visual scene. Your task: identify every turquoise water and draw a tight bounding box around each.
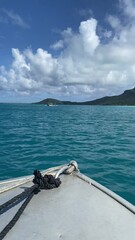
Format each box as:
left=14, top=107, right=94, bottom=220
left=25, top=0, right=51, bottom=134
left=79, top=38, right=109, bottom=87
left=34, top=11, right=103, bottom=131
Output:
left=0, top=103, right=135, bottom=205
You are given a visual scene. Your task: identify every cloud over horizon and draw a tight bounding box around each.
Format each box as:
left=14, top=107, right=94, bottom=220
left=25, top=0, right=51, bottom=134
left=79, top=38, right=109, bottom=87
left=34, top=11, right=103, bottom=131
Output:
left=0, top=0, right=135, bottom=101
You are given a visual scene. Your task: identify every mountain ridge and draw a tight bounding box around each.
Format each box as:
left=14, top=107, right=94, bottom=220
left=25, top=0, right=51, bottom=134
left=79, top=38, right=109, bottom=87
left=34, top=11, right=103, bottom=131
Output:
left=35, top=87, right=135, bottom=106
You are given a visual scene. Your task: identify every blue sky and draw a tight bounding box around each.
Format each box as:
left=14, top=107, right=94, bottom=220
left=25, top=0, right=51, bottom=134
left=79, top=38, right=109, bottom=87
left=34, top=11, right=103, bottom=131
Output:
left=0, top=0, right=135, bottom=102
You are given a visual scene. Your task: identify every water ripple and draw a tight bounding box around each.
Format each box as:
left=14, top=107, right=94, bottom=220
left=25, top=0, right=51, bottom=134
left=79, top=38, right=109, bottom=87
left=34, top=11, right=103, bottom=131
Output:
left=0, top=104, right=135, bottom=205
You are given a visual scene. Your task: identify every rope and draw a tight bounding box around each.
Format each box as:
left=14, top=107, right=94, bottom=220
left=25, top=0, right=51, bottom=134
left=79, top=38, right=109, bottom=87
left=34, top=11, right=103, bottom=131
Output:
left=0, top=170, right=61, bottom=240
left=0, top=185, right=37, bottom=215
left=33, top=170, right=61, bottom=189
left=0, top=189, right=35, bottom=240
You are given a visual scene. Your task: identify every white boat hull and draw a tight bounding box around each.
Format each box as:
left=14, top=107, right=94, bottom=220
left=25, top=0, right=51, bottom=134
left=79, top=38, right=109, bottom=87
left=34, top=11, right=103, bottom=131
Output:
left=0, top=165, right=135, bottom=240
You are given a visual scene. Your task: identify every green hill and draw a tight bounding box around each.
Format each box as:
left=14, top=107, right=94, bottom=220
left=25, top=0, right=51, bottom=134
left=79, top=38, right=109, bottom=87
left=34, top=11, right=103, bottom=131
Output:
left=35, top=98, right=81, bottom=105
left=86, top=87, right=135, bottom=105
left=35, top=87, right=135, bottom=106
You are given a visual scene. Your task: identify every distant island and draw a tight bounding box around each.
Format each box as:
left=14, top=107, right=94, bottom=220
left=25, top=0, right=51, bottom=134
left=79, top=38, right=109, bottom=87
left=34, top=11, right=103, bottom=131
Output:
left=35, top=87, right=135, bottom=106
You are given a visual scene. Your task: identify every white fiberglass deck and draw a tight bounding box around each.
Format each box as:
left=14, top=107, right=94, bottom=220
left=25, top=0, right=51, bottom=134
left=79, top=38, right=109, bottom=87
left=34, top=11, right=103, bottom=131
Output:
left=0, top=173, right=135, bottom=240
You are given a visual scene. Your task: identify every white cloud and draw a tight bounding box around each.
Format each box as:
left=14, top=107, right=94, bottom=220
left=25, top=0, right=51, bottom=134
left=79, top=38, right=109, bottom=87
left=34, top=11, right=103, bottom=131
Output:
left=119, top=0, right=135, bottom=19
left=1, top=1, right=135, bottom=101
left=107, top=15, right=121, bottom=30
left=102, top=30, right=112, bottom=38
left=2, top=9, right=30, bottom=28
left=79, top=19, right=100, bottom=55
left=51, top=40, right=64, bottom=50
left=79, top=8, right=94, bottom=18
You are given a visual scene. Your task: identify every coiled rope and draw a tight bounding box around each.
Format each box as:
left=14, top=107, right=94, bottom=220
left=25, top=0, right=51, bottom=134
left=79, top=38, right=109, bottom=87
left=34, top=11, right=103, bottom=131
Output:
left=0, top=170, right=61, bottom=240
left=0, top=161, right=78, bottom=240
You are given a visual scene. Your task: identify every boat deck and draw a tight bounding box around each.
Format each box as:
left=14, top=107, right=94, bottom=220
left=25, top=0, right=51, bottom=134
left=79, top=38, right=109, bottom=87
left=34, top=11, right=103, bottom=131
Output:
left=0, top=173, right=135, bottom=240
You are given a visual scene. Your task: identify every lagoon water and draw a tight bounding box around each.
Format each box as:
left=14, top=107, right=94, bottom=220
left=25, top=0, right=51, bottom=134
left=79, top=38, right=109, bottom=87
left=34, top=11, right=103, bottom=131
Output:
left=0, top=103, right=135, bottom=205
